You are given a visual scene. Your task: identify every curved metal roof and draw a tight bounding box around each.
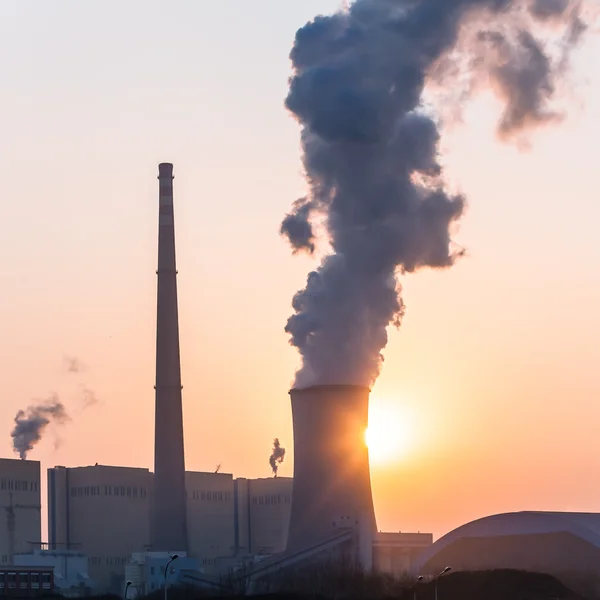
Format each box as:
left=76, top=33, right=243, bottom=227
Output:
left=412, top=511, right=600, bottom=574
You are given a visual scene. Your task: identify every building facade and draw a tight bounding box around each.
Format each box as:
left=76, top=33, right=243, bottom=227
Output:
left=234, top=477, right=293, bottom=556
left=186, top=471, right=235, bottom=568
left=48, top=465, right=152, bottom=591
left=48, top=464, right=293, bottom=590
left=0, top=459, right=41, bottom=565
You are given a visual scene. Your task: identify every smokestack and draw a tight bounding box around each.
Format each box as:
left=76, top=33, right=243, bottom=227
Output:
left=152, top=162, right=188, bottom=552
left=286, top=385, right=376, bottom=554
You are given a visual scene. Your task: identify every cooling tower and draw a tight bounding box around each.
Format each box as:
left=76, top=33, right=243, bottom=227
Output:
left=286, top=384, right=377, bottom=554
left=152, top=162, right=188, bottom=552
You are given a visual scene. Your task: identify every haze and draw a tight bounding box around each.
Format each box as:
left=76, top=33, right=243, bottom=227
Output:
left=1, top=0, right=600, bottom=541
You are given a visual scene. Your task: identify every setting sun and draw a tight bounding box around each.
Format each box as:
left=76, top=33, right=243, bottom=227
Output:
left=366, top=399, right=415, bottom=465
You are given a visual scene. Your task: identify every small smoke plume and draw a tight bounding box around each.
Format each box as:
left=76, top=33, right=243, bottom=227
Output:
left=282, top=0, right=591, bottom=388
left=80, top=386, right=99, bottom=409
left=269, top=438, right=286, bottom=477
left=64, top=356, right=86, bottom=374
left=11, top=396, right=71, bottom=460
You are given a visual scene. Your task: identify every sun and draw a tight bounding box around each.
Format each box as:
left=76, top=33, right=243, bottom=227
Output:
left=366, top=399, right=415, bottom=465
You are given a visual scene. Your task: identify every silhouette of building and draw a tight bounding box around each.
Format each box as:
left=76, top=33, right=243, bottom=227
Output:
left=0, top=459, right=41, bottom=565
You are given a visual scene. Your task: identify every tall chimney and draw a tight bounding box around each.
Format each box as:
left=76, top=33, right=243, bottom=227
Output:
left=152, top=162, right=188, bottom=552
left=286, top=385, right=376, bottom=555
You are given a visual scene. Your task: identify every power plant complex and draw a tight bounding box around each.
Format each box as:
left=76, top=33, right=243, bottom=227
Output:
left=0, top=165, right=432, bottom=596
left=3, top=164, right=597, bottom=596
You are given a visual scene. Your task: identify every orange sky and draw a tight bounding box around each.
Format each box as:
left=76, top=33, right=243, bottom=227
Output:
left=1, top=1, right=600, bottom=541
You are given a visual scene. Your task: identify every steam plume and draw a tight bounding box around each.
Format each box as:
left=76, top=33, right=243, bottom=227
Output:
left=11, top=395, right=71, bottom=460
left=282, top=0, right=589, bottom=387
left=269, top=438, right=286, bottom=477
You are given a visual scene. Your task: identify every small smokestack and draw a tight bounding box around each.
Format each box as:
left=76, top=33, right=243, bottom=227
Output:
left=269, top=438, right=286, bottom=477
left=286, top=385, right=376, bottom=553
left=11, top=396, right=70, bottom=459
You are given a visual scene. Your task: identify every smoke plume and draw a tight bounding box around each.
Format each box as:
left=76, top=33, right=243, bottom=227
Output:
left=80, top=386, right=99, bottom=409
left=64, top=356, right=86, bottom=374
left=282, top=0, right=589, bottom=388
left=269, top=438, right=286, bottom=477
left=11, top=395, right=71, bottom=460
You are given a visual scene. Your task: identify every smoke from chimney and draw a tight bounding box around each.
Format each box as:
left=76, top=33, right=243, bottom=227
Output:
left=11, top=395, right=71, bottom=460
left=64, top=356, right=86, bottom=374
left=269, top=438, right=286, bottom=477
left=281, top=0, right=589, bottom=388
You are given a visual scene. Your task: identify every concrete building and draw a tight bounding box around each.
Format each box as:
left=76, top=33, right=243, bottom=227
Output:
left=186, top=471, right=235, bottom=568
left=14, top=549, right=94, bottom=597
left=47, top=464, right=152, bottom=592
left=411, top=511, right=600, bottom=595
left=47, top=463, right=295, bottom=589
left=153, top=162, right=188, bottom=553
left=0, top=458, right=41, bottom=565
left=234, top=477, right=293, bottom=556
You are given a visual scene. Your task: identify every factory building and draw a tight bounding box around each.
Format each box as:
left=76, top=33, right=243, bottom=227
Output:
left=0, top=459, right=42, bottom=565
left=47, top=464, right=293, bottom=590
left=185, top=471, right=235, bottom=565
left=234, top=477, right=293, bottom=556
left=47, top=464, right=152, bottom=590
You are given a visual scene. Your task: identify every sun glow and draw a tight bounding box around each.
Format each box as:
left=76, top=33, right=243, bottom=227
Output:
left=366, top=398, right=415, bottom=464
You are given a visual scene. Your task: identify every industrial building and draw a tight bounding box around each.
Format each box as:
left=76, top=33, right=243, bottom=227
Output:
left=47, top=464, right=294, bottom=591
left=411, top=512, right=600, bottom=594
left=14, top=548, right=94, bottom=597
left=0, top=459, right=41, bottom=565
left=234, top=477, right=293, bottom=556
left=47, top=464, right=152, bottom=589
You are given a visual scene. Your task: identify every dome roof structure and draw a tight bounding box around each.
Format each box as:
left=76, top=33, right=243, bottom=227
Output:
left=412, top=511, right=600, bottom=594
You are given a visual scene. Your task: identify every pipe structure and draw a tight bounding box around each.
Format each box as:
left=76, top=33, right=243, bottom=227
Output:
left=286, top=384, right=377, bottom=556
left=152, top=163, right=188, bottom=552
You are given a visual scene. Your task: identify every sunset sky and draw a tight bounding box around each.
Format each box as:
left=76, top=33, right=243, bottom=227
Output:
left=1, top=0, right=600, bottom=541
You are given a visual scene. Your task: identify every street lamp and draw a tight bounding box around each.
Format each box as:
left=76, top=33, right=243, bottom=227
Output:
left=124, top=580, right=132, bottom=600
left=164, top=554, right=179, bottom=600
left=413, top=575, right=423, bottom=600
left=434, top=566, right=451, bottom=600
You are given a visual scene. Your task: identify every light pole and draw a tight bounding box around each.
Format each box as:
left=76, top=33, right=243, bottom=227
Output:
left=413, top=575, right=423, bottom=600
left=164, top=554, right=179, bottom=600
left=434, top=566, right=451, bottom=600
left=124, top=580, right=132, bottom=600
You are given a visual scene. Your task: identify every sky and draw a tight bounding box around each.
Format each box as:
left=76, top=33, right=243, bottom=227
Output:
left=1, top=0, right=600, bottom=541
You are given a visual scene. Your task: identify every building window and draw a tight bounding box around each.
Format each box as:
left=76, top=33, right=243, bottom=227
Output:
left=133, top=487, right=138, bottom=498
left=201, top=491, right=206, bottom=501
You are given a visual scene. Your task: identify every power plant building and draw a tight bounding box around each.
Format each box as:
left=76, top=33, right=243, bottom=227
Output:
left=47, top=465, right=152, bottom=589
left=0, top=459, right=41, bottom=565
left=234, top=477, right=293, bottom=556
left=47, top=465, right=294, bottom=591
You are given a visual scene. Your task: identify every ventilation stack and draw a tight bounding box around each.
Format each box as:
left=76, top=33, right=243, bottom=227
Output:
left=152, top=162, right=188, bottom=552
left=286, top=384, right=376, bottom=564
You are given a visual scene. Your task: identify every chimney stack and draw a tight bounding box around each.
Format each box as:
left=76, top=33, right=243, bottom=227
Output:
left=152, top=163, right=188, bottom=552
